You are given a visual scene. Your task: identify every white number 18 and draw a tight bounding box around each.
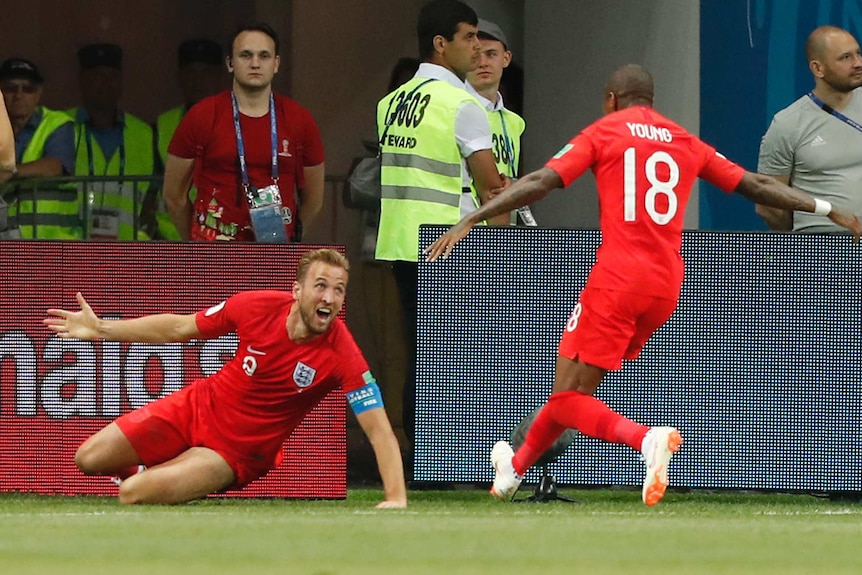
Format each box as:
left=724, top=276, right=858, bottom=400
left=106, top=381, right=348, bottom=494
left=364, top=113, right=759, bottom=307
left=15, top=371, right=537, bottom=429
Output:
left=623, top=148, right=680, bottom=225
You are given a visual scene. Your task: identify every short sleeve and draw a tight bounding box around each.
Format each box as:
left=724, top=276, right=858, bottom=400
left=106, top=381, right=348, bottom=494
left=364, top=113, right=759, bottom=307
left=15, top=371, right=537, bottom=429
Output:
left=167, top=98, right=211, bottom=159
left=297, top=105, right=325, bottom=167
left=757, top=116, right=794, bottom=177
left=42, top=122, right=76, bottom=175
left=195, top=294, right=239, bottom=338
left=454, top=99, right=493, bottom=157
left=544, top=132, right=596, bottom=187
left=330, top=323, right=372, bottom=393
left=695, top=139, right=746, bottom=193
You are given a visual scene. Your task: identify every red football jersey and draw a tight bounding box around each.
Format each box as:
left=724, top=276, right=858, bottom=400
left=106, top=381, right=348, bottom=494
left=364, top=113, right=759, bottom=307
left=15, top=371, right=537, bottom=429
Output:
left=545, top=106, right=745, bottom=298
left=192, top=290, right=369, bottom=460
left=169, top=90, right=325, bottom=241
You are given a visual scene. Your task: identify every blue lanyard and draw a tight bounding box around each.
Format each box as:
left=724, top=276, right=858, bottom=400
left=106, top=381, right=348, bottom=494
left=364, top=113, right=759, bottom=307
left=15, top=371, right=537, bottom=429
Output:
left=231, top=91, right=279, bottom=190
left=84, top=128, right=125, bottom=176
left=498, top=109, right=516, bottom=178
left=807, top=92, right=862, bottom=134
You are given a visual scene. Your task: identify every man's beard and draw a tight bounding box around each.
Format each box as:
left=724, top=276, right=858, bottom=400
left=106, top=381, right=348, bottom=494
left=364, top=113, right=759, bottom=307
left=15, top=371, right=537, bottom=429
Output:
left=825, top=73, right=862, bottom=93
left=299, top=304, right=329, bottom=335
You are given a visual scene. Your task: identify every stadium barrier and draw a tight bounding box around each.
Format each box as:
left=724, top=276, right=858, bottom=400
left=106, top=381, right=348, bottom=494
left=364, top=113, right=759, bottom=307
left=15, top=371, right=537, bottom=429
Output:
left=0, top=241, right=347, bottom=498
left=0, top=174, right=348, bottom=241
left=415, top=226, right=862, bottom=495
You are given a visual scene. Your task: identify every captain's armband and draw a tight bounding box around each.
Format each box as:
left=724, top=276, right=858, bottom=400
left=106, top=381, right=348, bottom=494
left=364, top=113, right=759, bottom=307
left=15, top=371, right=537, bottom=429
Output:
left=346, top=372, right=384, bottom=415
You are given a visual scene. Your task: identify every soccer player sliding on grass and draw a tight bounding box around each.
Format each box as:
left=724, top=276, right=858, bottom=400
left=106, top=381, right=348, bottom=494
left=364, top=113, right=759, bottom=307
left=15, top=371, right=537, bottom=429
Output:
left=44, top=249, right=407, bottom=508
left=426, top=64, right=861, bottom=505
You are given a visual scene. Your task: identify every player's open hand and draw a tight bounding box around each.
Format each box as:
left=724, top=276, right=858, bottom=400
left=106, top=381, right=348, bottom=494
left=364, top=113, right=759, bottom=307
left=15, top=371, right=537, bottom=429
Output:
left=424, top=221, right=474, bottom=262
left=828, top=208, right=862, bottom=242
left=43, top=292, right=101, bottom=340
left=375, top=499, right=407, bottom=509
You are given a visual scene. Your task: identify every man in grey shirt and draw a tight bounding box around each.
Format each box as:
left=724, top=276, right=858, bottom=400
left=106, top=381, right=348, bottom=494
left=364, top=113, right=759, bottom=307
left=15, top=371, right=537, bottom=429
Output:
left=756, top=25, right=862, bottom=233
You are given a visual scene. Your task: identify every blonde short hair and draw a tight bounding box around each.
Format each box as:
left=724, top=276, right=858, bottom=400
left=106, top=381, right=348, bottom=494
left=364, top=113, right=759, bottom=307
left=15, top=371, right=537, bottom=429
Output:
left=296, top=248, right=350, bottom=282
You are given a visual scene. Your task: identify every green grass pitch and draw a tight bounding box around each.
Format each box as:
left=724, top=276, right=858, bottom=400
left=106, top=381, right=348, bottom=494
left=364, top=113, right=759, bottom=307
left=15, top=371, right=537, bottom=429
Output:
left=1, top=488, right=859, bottom=574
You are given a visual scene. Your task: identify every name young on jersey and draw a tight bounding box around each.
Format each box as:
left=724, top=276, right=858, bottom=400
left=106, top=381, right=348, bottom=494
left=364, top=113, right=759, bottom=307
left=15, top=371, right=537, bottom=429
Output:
left=625, top=122, right=673, bottom=143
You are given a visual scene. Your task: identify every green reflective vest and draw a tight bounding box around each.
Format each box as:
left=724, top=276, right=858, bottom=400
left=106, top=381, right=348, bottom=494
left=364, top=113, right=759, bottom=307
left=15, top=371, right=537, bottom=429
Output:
left=375, top=78, right=474, bottom=262
left=473, top=106, right=526, bottom=225
left=489, top=108, right=525, bottom=178
left=153, top=106, right=186, bottom=240
left=7, top=107, right=81, bottom=239
left=155, top=106, right=183, bottom=168
left=70, top=110, right=154, bottom=240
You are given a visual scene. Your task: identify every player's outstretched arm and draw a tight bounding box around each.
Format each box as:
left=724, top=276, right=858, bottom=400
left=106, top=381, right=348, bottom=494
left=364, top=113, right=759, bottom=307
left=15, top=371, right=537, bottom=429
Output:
left=734, top=172, right=862, bottom=241
left=355, top=408, right=407, bottom=508
left=44, top=292, right=203, bottom=343
left=424, top=167, right=562, bottom=261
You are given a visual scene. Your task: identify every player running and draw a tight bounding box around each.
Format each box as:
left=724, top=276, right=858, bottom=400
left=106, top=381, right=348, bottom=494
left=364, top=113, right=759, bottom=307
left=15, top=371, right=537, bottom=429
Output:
left=425, top=64, right=861, bottom=506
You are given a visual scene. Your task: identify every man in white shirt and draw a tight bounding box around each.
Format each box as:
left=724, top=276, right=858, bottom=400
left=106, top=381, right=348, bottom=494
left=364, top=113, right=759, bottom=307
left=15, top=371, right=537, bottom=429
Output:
left=466, top=19, right=534, bottom=225
left=375, top=0, right=508, bottom=454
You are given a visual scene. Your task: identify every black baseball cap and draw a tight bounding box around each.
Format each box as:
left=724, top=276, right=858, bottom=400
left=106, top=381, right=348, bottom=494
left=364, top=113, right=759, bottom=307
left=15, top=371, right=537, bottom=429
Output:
left=0, top=58, right=44, bottom=84
left=78, top=43, right=123, bottom=70
left=178, top=38, right=223, bottom=68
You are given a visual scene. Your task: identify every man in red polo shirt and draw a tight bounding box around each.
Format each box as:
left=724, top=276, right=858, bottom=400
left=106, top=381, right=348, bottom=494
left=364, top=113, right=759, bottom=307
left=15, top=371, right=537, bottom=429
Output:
left=164, top=23, right=324, bottom=242
left=426, top=64, right=861, bottom=506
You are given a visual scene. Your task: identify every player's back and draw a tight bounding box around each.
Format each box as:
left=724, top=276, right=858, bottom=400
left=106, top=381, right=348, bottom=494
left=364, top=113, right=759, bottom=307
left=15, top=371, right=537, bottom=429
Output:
left=586, top=106, right=711, bottom=297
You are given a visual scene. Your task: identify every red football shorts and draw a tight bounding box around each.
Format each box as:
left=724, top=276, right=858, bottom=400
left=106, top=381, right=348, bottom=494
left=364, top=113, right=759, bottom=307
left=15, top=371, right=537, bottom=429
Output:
left=114, top=383, right=280, bottom=489
left=558, top=285, right=678, bottom=371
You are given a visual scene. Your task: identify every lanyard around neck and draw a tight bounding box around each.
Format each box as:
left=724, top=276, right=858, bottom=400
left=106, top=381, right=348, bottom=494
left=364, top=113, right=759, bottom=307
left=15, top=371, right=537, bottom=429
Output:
left=497, top=110, right=516, bottom=178
left=231, top=91, right=279, bottom=189
left=807, top=92, right=862, bottom=134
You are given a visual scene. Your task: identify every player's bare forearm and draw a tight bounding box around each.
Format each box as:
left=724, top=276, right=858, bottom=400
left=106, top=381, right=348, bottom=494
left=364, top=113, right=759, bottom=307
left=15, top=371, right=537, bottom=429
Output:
left=735, top=173, right=816, bottom=212
left=375, top=439, right=408, bottom=508
left=736, top=172, right=862, bottom=240
left=98, top=313, right=201, bottom=343
left=357, top=409, right=407, bottom=508
left=44, top=292, right=201, bottom=343
left=754, top=203, right=793, bottom=231
left=425, top=167, right=561, bottom=261
left=467, top=167, right=559, bottom=227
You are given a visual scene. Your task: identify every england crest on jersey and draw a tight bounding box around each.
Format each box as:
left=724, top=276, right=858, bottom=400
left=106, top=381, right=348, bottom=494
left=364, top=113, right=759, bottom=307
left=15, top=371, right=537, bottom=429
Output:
left=293, top=362, right=317, bottom=388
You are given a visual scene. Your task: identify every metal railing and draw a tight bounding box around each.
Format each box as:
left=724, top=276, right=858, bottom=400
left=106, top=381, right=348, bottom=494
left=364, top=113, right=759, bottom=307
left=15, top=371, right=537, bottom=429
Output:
left=0, top=174, right=350, bottom=242
left=0, top=175, right=159, bottom=240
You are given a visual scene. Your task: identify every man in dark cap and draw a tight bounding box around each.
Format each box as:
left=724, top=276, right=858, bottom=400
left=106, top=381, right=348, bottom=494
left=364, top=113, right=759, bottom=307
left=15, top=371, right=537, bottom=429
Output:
left=153, top=38, right=226, bottom=240
left=0, top=57, right=78, bottom=238
left=67, top=43, right=155, bottom=240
